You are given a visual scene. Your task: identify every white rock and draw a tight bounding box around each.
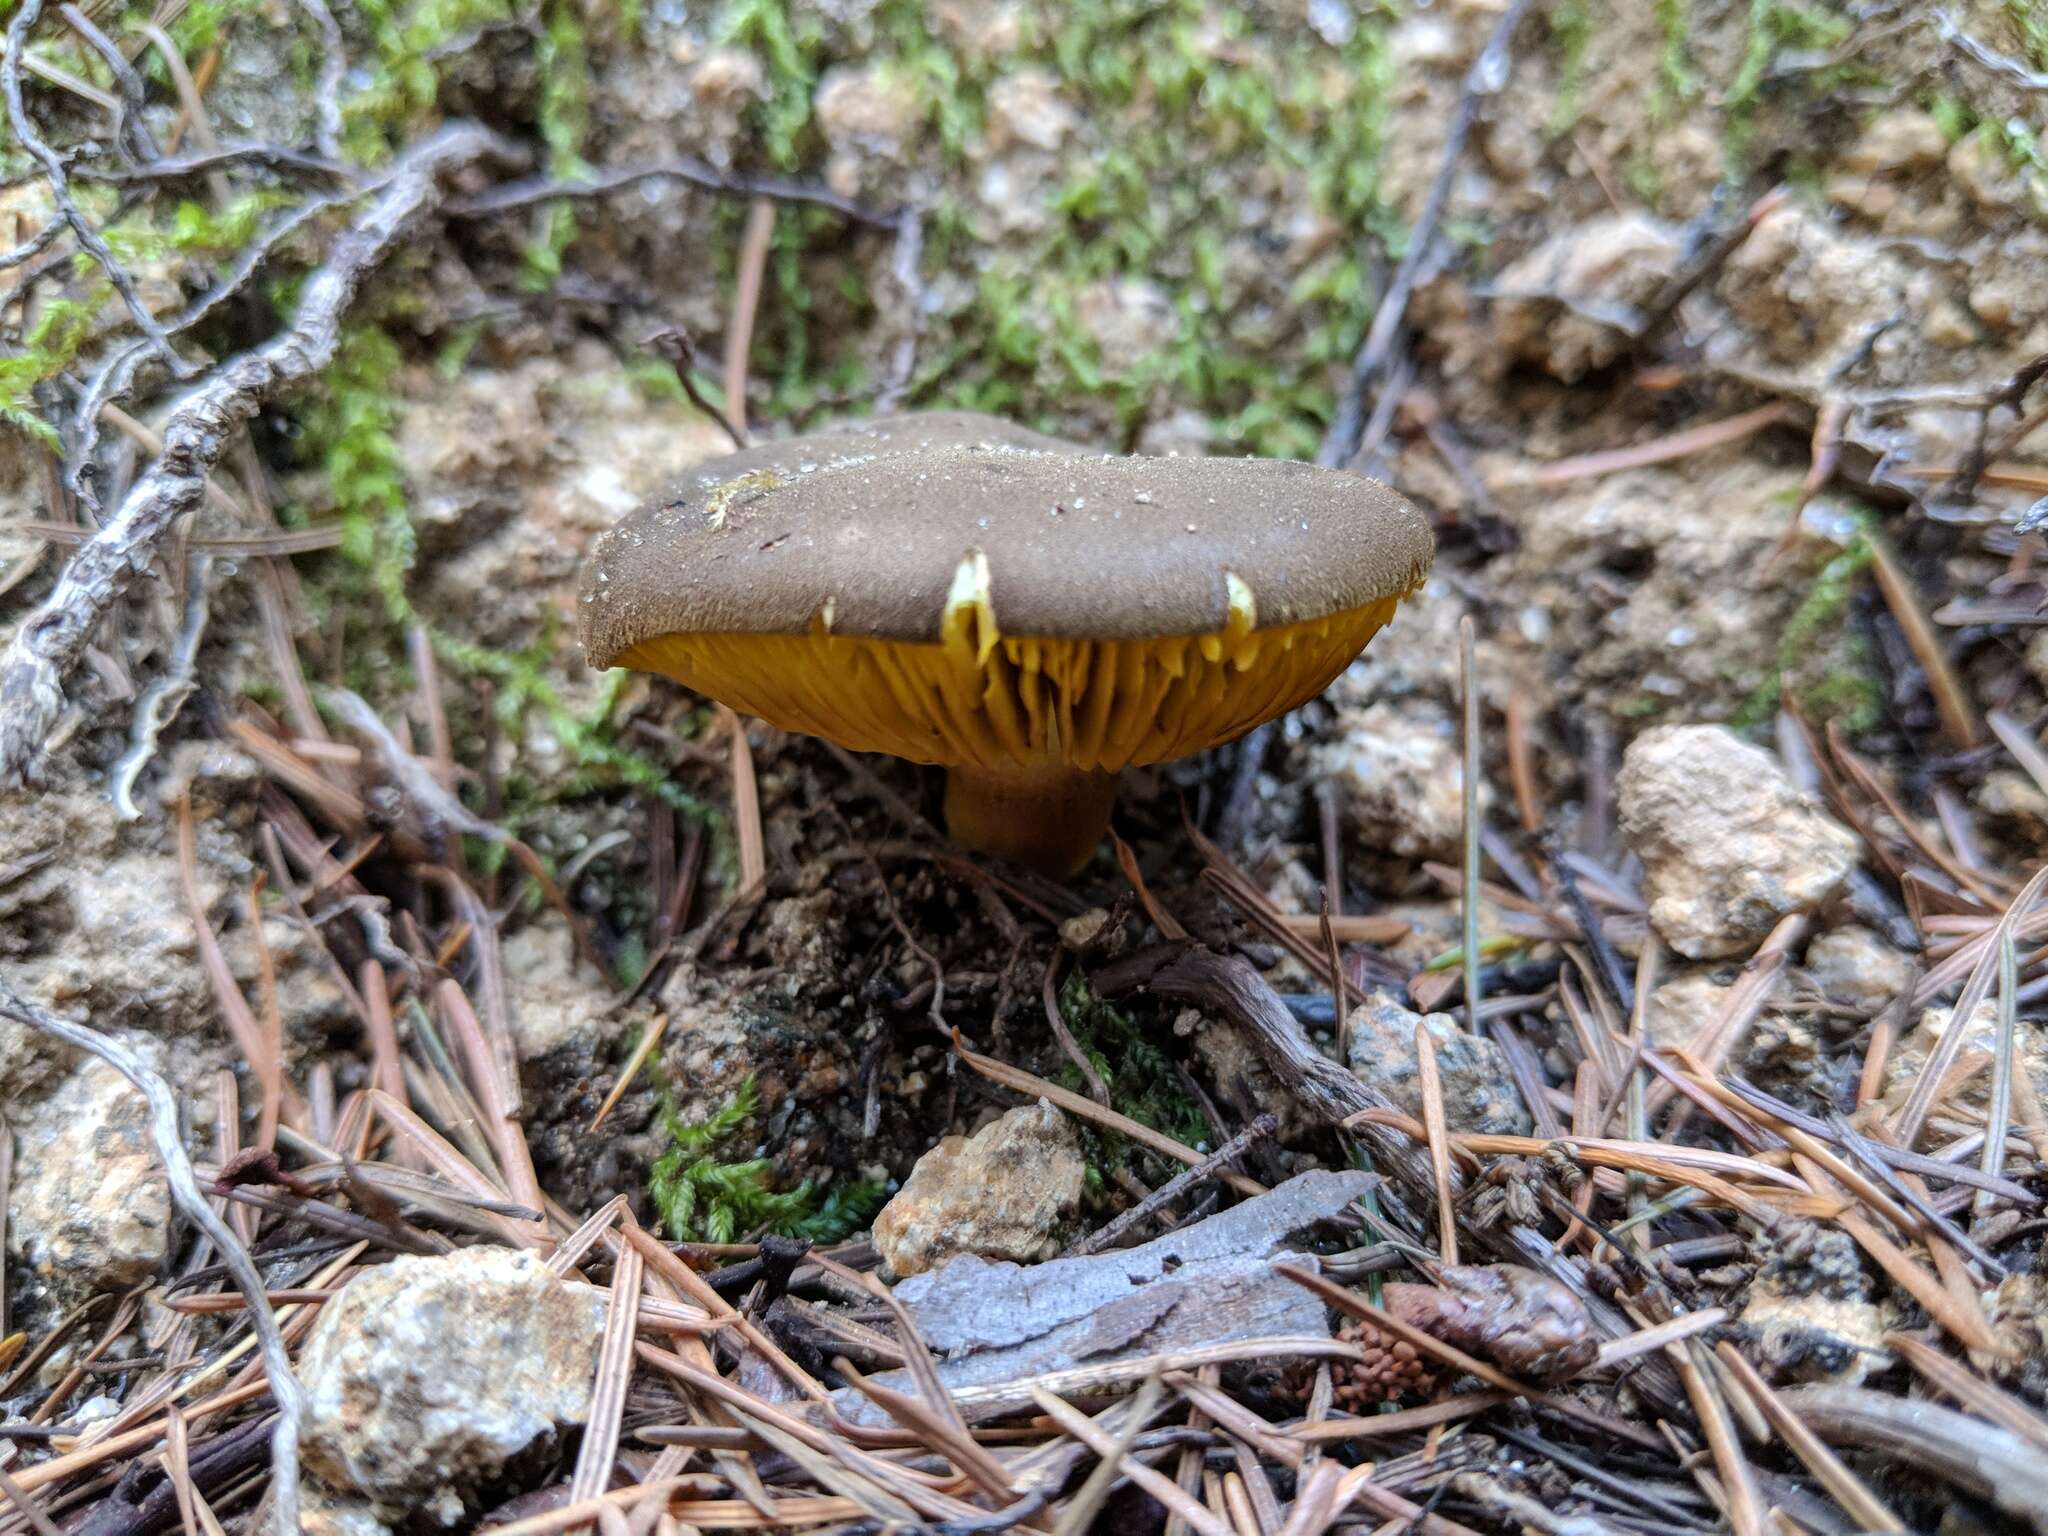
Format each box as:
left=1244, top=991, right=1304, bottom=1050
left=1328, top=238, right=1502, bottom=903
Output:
left=1837, top=108, right=1949, bottom=176
left=986, top=69, right=1075, bottom=153
left=7, top=1051, right=170, bottom=1295
left=814, top=64, right=918, bottom=159
left=1617, top=724, right=1858, bottom=959
left=1804, top=925, right=1914, bottom=1017
left=873, top=1102, right=1085, bottom=1277
left=1490, top=213, right=1686, bottom=381
left=1882, top=1000, right=2048, bottom=1115
left=1316, top=701, right=1471, bottom=861
left=297, top=1247, right=606, bottom=1519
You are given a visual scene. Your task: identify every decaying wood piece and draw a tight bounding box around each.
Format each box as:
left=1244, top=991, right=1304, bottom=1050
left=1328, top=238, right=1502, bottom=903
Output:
left=829, top=1169, right=1373, bottom=1423
left=1779, top=1385, right=2048, bottom=1534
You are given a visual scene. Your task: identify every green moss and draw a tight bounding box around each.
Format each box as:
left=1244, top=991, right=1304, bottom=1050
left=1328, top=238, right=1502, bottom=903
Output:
left=1548, top=0, right=1596, bottom=133
left=2010, top=0, right=2048, bottom=71
left=1055, top=975, right=1208, bottom=1178
left=1733, top=523, right=1880, bottom=732
left=1723, top=0, right=1850, bottom=160
left=298, top=323, right=414, bottom=626
left=0, top=291, right=107, bottom=449
left=710, top=0, right=1400, bottom=459
left=1624, top=154, right=1665, bottom=208
left=1928, top=91, right=1976, bottom=144
left=649, top=1076, right=885, bottom=1243
left=1923, top=92, right=2048, bottom=198
left=340, top=0, right=514, bottom=162
left=522, top=0, right=591, bottom=289
left=1652, top=0, right=1699, bottom=118
left=715, top=0, right=826, bottom=170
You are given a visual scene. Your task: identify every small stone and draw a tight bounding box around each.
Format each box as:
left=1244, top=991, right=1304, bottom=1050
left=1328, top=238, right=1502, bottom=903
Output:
left=932, top=0, right=1023, bottom=57
left=1647, top=969, right=1759, bottom=1050
left=1882, top=1000, right=2048, bottom=1116
left=1617, top=724, right=1858, bottom=960
left=690, top=48, right=764, bottom=114
left=1923, top=296, right=1979, bottom=348
left=1345, top=993, right=1531, bottom=1136
left=1074, top=278, right=1179, bottom=376
left=814, top=64, right=918, bottom=162
left=985, top=69, right=1075, bottom=153
left=499, top=915, right=627, bottom=1064
left=1975, top=768, right=2048, bottom=840
left=298, top=1246, right=605, bottom=1519
left=1058, top=908, right=1115, bottom=953
left=1837, top=109, right=1949, bottom=177
left=1737, top=1223, right=1884, bottom=1386
left=872, top=1102, right=1085, bottom=1277
left=1948, top=131, right=2038, bottom=213
left=1315, top=701, right=1471, bottom=861
left=1490, top=214, right=1686, bottom=381
left=8, top=1051, right=170, bottom=1297
left=1804, top=925, right=1914, bottom=1017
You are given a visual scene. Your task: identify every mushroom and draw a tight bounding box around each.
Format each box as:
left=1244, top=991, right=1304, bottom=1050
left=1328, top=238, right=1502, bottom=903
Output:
left=580, top=412, right=1432, bottom=874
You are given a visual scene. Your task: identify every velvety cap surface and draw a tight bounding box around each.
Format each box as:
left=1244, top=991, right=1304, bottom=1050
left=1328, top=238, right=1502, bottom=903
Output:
left=581, top=437, right=1432, bottom=663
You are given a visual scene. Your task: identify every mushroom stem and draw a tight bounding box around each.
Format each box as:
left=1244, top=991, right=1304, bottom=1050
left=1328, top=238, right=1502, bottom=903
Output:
left=943, top=764, right=1120, bottom=876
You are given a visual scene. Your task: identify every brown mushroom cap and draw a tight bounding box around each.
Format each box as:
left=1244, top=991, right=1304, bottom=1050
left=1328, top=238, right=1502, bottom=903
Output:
left=581, top=439, right=1431, bottom=662
left=578, top=412, right=1433, bottom=872
left=628, top=408, right=1084, bottom=534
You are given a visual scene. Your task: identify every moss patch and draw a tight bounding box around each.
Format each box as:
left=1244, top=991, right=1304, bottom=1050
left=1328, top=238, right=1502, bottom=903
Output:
left=715, top=0, right=1401, bottom=459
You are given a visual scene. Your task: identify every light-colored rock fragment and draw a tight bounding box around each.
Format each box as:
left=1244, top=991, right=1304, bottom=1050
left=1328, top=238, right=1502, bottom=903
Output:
left=1490, top=213, right=1686, bottom=381
left=1648, top=969, right=1744, bottom=1050
left=1316, top=701, right=1471, bottom=861
left=1738, top=1222, right=1885, bottom=1386
left=1803, top=925, right=1914, bottom=1017
left=7, top=1051, right=171, bottom=1295
left=1839, top=108, right=1949, bottom=177
left=872, top=1101, right=1085, bottom=1277
left=499, top=915, right=624, bottom=1063
left=1345, top=993, right=1530, bottom=1135
left=1882, top=1000, right=2048, bottom=1115
left=986, top=69, right=1075, bottom=153
left=1617, top=724, right=1858, bottom=959
left=298, top=1246, right=606, bottom=1519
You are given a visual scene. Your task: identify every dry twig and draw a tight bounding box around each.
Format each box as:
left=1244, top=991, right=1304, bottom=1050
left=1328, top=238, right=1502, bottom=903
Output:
left=0, top=123, right=525, bottom=784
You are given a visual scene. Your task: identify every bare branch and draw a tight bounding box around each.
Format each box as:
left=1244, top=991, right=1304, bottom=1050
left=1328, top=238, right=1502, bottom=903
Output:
left=1936, top=10, right=2048, bottom=95
left=56, top=4, right=159, bottom=163
left=72, top=141, right=352, bottom=184
left=0, top=121, right=527, bottom=785
left=449, top=157, right=898, bottom=226
left=295, top=0, right=346, bottom=161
